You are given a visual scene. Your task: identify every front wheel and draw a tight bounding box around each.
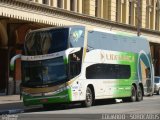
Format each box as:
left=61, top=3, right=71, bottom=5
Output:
left=82, top=87, right=94, bottom=107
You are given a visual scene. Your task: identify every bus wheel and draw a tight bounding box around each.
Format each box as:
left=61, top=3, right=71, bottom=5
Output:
left=130, top=85, right=137, bottom=102
left=123, top=85, right=136, bottom=102
left=82, top=87, right=93, bottom=107
left=136, top=86, right=143, bottom=101
left=157, top=88, right=160, bottom=95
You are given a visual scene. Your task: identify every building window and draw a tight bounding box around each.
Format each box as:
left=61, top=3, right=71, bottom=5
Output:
left=95, top=0, right=98, bottom=17
left=70, top=0, right=75, bottom=11
left=155, top=1, right=160, bottom=30
left=42, top=0, right=49, bottom=5
left=129, top=1, right=132, bottom=24
left=70, top=0, right=78, bottom=12
left=82, top=0, right=87, bottom=14
left=86, top=64, right=131, bottom=79
left=116, top=0, right=119, bottom=22
left=57, top=0, right=63, bottom=8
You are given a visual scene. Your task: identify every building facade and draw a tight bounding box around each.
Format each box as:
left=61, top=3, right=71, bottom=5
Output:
left=28, top=0, right=160, bottom=30
left=0, top=0, right=160, bottom=95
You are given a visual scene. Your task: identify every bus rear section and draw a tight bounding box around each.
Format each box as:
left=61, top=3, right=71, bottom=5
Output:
left=85, top=29, right=154, bottom=97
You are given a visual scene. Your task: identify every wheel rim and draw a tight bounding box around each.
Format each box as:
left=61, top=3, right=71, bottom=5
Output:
left=86, top=88, right=92, bottom=105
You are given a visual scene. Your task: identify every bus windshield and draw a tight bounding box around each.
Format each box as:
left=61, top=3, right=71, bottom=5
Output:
left=22, top=57, right=67, bottom=87
left=22, top=26, right=85, bottom=87
left=24, top=28, right=69, bottom=55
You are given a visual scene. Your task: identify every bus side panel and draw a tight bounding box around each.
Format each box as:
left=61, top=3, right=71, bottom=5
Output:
left=83, top=50, right=135, bottom=99
left=113, top=52, right=139, bottom=98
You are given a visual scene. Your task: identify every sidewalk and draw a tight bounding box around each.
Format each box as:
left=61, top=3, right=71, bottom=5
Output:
left=0, top=95, right=25, bottom=113
left=0, top=95, right=42, bottom=115
left=0, top=95, right=21, bottom=104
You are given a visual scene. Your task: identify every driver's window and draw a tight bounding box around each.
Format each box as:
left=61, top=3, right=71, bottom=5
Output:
left=69, top=49, right=83, bottom=79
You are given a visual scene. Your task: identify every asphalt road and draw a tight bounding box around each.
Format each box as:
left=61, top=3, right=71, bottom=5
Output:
left=24, top=95, right=160, bottom=114
left=1, top=95, right=160, bottom=120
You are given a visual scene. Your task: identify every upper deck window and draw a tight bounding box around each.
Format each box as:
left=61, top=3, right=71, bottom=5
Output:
left=24, top=28, right=69, bottom=55
left=86, top=63, right=131, bottom=79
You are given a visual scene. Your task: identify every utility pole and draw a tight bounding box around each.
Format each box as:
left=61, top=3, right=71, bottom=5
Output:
left=137, top=0, right=141, bottom=36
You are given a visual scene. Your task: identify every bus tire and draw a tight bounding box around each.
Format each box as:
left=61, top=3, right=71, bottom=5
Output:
left=157, top=88, right=160, bottom=95
left=136, top=86, right=143, bottom=101
left=82, top=87, right=94, bottom=107
left=130, top=85, right=137, bottom=102
left=123, top=85, right=136, bottom=102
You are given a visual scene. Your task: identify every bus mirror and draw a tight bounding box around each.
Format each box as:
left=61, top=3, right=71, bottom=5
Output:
left=10, top=54, right=22, bottom=71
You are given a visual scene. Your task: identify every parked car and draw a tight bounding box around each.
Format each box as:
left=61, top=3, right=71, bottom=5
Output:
left=154, top=76, right=160, bottom=95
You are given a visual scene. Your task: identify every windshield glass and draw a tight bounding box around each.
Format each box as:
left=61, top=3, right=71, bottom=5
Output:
left=155, top=77, right=160, bottom=83
left=22, top=26, right=85, bottom=87
left=22, top=57, right=67, bottom=87
left=24, top=28, right=69, bottom=55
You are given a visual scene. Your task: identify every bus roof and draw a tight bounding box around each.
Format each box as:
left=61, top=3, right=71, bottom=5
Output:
left=93, top=28, right=146, bottom=39
left=29, top=25, right=84, bottom=33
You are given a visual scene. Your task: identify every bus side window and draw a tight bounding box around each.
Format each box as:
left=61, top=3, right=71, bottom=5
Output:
left=86, top=64, right=131, bottom=79
left=69, top=49, right=83, bottom=79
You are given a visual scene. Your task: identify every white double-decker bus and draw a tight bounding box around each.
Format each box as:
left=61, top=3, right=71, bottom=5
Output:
left=11, top=25, right=154, bottom=107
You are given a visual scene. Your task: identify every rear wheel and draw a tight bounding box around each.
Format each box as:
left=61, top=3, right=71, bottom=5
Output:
left=82, top=87, right=94, bottom=107
left=157, top=88, right=160, bottom=95
left=136, top=86, right=143, bottom=101
left=123, top=85, right=136, bottom=102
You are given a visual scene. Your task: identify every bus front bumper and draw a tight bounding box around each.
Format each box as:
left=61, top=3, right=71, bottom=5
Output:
left=22, top=89, right=72, bottom=106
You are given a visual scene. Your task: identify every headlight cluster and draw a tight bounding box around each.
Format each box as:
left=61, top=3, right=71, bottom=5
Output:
left=22, top=92, right=43, bottom=97
left=22, top=86, right=70, bottom=97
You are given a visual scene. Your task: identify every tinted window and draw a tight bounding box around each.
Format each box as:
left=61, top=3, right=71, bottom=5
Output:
left=25, top=28, right=68, bottom=55
left=22, top=57, right=67, bottom=87
left=86, top=64, right=131, bottom=79
left=69, top=48, right=83, bottom=79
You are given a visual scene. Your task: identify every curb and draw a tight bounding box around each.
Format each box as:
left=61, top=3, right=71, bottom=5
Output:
left=0, top=109, right=24, bottom=115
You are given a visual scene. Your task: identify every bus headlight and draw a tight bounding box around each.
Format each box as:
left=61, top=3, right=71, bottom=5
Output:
left=44, top=86, right=70, bottom=96
left=44, top=91, right=56, bottom=96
